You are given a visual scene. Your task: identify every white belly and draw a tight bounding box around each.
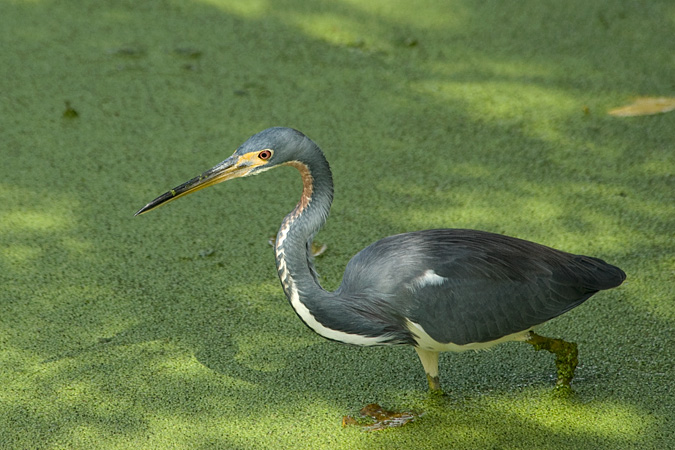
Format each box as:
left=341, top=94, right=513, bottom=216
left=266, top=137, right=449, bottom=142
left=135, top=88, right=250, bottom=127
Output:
left=407, top=320, right=533, bottom=352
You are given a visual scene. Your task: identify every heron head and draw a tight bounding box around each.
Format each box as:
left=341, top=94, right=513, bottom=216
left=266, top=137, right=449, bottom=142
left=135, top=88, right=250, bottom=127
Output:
left=135, top=127, right=309, bottom=215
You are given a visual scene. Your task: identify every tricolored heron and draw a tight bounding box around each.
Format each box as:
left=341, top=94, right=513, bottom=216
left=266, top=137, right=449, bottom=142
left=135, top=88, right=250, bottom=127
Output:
left=136, top=127, right=626, bottom=392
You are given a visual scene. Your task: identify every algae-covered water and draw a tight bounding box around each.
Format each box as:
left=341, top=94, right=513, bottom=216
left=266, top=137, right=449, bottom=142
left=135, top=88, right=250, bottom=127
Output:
left=1, top=1, right=673, bottom=448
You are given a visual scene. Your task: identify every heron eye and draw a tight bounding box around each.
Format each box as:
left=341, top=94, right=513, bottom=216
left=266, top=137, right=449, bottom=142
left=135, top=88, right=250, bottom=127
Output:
left=258, top=150, right=272, bottom=160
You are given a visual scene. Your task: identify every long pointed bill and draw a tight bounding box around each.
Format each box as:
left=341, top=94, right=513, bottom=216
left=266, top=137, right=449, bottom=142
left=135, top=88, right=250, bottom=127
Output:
left=135, top=153, right=250, bottom=216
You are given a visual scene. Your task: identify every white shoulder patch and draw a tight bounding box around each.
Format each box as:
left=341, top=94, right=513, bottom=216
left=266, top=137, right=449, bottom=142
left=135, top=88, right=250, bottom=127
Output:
left=408, top=269, right=447, bottom=292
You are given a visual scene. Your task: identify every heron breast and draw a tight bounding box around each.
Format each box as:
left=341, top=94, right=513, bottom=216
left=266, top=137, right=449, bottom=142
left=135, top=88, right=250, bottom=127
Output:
left=406, top=320, right=533, bottom=352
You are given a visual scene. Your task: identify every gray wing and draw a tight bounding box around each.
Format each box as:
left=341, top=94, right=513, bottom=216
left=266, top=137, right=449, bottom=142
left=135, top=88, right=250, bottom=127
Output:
left=338, top=229, right=625, bottom=345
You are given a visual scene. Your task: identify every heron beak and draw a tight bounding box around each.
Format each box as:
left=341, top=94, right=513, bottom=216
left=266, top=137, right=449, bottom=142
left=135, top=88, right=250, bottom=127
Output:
left=135, top=153, right=252, bottom=216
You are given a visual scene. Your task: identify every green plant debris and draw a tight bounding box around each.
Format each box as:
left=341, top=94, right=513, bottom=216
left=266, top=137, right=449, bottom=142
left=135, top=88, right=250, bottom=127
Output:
left=62, top=101, right=79, bottom=118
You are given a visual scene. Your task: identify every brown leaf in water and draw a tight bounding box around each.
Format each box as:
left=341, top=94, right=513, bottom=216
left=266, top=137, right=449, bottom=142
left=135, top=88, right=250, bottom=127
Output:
left=342, top=403, right=421, bottom=431
left=608, top=97, right=675, bottom=117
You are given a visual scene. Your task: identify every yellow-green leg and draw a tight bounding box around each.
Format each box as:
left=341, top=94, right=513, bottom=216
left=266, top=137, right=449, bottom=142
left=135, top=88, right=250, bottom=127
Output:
left=527, top=331, right=579, bottom=391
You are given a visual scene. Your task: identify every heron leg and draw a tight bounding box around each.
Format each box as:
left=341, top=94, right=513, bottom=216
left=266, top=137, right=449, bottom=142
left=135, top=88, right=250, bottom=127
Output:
left=526, top=331, right=579, bottom=391
left=414, top=348, right=443, bottom=394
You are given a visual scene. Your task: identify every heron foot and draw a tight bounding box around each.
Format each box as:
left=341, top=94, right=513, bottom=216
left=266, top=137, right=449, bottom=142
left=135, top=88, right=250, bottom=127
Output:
left=527, top=331, right=579, bottom=391
left=426, top=374, right=445, bottom=396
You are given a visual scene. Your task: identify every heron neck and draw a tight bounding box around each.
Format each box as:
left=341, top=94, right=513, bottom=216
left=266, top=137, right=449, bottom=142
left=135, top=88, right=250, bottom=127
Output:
left=274, top=153, right=334, bottom=302
left=271, top=147, right=410, bottom=346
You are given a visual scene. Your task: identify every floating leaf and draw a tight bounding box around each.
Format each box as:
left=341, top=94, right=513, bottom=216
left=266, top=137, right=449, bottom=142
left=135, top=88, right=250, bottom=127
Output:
left=342, top=403, right=421, bottom=431
left=198, top=248, right=215, bottom=258
left=108, top=47, right=145, bottom=57
left=267, top=237, right=327, bottom=257
left=310, top=242, right=327, bottom=257
left=173, top=47, right=203, bottom=59
left=608, top=97, right=675, bottom=117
